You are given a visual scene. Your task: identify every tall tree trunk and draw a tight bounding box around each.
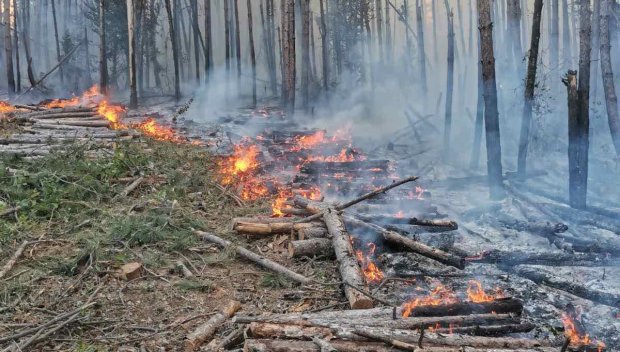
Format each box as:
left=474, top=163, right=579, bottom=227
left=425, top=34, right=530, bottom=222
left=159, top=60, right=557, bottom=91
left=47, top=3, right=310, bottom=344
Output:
left=178, top=1, right=190, bottom=80
left=310, top=12, right=317, bottom=82
left=127, top=0, right=138, bottom=107
left=319, top=0, right=329, bottom=92
left=590, top=0, right=600, bottom=103
left=375, top=0, right=383, bottom=62
left=191, top=0, right=200, bottom=83
left=173, top=0, right=185, bottom=80
left=164, top=0, right=181, bottom=100
left=561, top=0, right=571, bottom=68
left=51, top=0, right=64, bottom=85
left=403, top=0, right=412, bottom=77
left=477, top=0, right=504, bottom=200
left=84, top=27, right=92, bottom=86
left=280, top=0, right=288, bottom=103
left=265, top=0, right=277, bottom=95
left=443, top=8, right=454, bottom=159
left=300, top=0, right=310, bottom=111
left=99, top=0, right=108, bottom=95
left=470, top=39, right=484, bottom=170
left=234, top=0, right=241, bottom=81
left=506, top=0, right=523, bottom=73
left=384, top=0, right=392, bottom=63
left=21, top=0, right=36, bottom=87
left=550, top=0, right=559, bottom=70
left=415, top=0, right=426, bottom=92
left=247, top=0, right=256, bottom=106
left=285, top=0, right=296, bottom=114
left=567, top=0, right=592, bottom=209
left=599, top=0, right=620, bottom=156
left=517, top=0, right=544, bottom=179
left=224, top=0, right=231, bottom=73
left=13, top=0, right=20, bottom=92
left=4, top=0, right=15, bottom=94
left=204, top=0, right=212, bottom=82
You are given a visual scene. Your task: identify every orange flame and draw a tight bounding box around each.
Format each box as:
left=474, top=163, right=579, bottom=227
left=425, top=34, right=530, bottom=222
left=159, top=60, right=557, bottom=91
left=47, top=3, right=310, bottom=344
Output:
left=135, top=118, right=184, bottom=142
left=219, top=144, right=268, bottom=201
left=0, top=101, right=16, bottom=114
left=561, top=313, right=605, bottom=351
left=354, top=242, right=384, bottom=284
left=401, top=283, right=459, bottom=318
left=97, top=100, right=126, bottom=129
left=43, top=85, right=101, bottom=108
left=466, top=280, right=504, bottom=303
left=306, top=147, right=366, bottom=163
left=272, top=189, right=292, bottom=217
left=290, top=130, right=326, bottom=151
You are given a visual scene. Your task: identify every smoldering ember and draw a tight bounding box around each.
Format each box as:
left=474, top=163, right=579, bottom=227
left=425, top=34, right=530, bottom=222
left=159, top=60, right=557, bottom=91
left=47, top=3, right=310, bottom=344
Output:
left=1, top=0, right=620, bottom=352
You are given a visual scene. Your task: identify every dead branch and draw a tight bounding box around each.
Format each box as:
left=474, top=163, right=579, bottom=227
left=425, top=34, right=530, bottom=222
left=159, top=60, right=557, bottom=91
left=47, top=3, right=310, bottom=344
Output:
left=184, top=300, right=241, bottom=351
left=0, top=241, right=29, bottom=280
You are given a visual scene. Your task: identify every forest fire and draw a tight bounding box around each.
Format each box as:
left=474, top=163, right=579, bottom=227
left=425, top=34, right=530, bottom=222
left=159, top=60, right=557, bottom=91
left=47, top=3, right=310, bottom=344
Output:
left=306, top=147, right=366, bottom=163
left=0, top=101, right=16, bottom=114
left=218, top=144, right=267, bottom=200
left=561, top=313, right=606, bottom=351
left=97, top=101, right=126, bottom=129
left=354, top=242, right=384, bottom=284
left=42, top=85, right=101, bottom=108
left=135, top=118, right=184, bottom=143
left=466, top=280, right=505, bottom=303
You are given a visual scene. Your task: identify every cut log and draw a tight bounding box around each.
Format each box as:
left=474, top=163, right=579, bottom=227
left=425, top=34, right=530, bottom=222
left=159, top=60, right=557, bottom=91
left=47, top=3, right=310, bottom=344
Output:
left=344, top=215, right=465, bottom=269
left=405, top=298, right=524, bottom=317
left=185, top=299, right=242, bottom=351
left=234, top=221, right=324, bottom=235
left=323, top=208, right=374, bottom=309
left=235, top=313, right=519, bottom=330
left=33, top=120, right=110, bottom=128
left=117, top=176, right=145, bottom=198
left=515, top=265, right=620, bottom=307
left=233, top=216, right=301, bottom=224
left=288, top=238, right=333, bottom=258
left=434, top=323, right=535, bottom=336
left=16, top=112, right=98, bottom=121
left=312, top=337, right=337, bottom=352
left=352, top=329, right=418, bottom=350
left=31, top=123, right=109, bottom=130
left=466, top=249, right=617, bottom=267
left=175, top=260, right=194, bottom=278
left=297, top=227, right=327, bottom=240
left=0, top=240, right=29, bottom=280
left=20, top=107, right=95, bottom=116
left=300, top=160, right=391, bottom=175
left=194, top=231, right=311, bottom=284
left=497, top=218, right=568, bottom=236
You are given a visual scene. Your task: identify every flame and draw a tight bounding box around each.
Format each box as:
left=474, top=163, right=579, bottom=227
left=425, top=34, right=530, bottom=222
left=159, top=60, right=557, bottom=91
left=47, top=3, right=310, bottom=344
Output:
left=219, top=144, right=268, bottom=201
left=561, top=313, right=606, bottom=351
left=354, top=242, right=384, bottom=284
left=466, top=280, right=504, bottom=303
left=0, top=101, right=16, bottom=114
left=306, top=147, right=366, bottom=163
left=43, top=85, right=101, bottom=108
left=272, top=189, right=292, bottom=217
left=408, top=186, right=426, bottom=200
left=401, top=283, right=459, bottom=318
left=135, top=118, right=185, bottom=142
left=394, top=211, right=405, bottom=218
left=289, top=130, right=326, bottom=151
left=97, top=100, right=126, bottom=129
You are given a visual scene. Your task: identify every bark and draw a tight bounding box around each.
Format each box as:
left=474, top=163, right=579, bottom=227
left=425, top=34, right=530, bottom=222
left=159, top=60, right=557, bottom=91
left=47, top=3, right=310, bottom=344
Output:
left=99, top=0, right=108, bottom=94
left=164, top=0, right=181, bottom=100
left=190, top=0, right=200, bottom=83
left=416, top=0, right=427, bottom=91
left=550, top=0, right=559, bottom=70
left=4, top=0, right=15, bottom=94
left=375, top=0, right=383, bottom=62
left=224, top=0, right=231, bottom=73
left=434, top=323, right=535, bottom=336
left=470, top=39, right=484, bottom=170
left=443, top=7, right=454, bottom=159
left=184, top=300, right=241, bottom=351
left=297, top=227, right=327, bottom=240
left=562, top=0, right=572, bottom=69
left=244, top=339, right=393, bottom=352
left=234, top=0, right=241, bottom=80
left=204, top=0, right=212, bottom=81
left=600, top=0, right=620, bottom=155
left=477, top=0, right=504, bottom=200
left=195, top=230, right=311, bottom=284
left=517, top=0, right=543, bottom=178
left=284, top=0, right=296, bottom=114
left=13, top=0, right=20, bottom=92
left=51, top=0, right=63, bottom=85
left=384, top=0, right=392, bottom=62
left=20, top=0, right=36, bottom=87
left=506, top=0, right=523, bottom=71
left=233, top=221, right=324, bottom=235
left=300, top=0, right=310, bottom=111
left=288, top=238, right=333, bottom=258
left=247, top=0, right=257, bottom=106
left=568, top=0, right=591, bottom=209
left=323, top=209, right=374, bottom=309
left=127, top=0, right=138, bottom=108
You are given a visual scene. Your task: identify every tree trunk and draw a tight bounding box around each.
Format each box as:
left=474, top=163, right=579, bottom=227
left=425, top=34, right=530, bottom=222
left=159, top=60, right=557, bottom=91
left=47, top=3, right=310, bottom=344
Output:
left=319, top=0, right=328, bottom=91
left=285, top=0, right=296, bottom=115
left=224, top=0, right=231, bottom=73
left=477, top=0, right=504, bottom=200
left=164, top=0, right=181, bottom=100
left=13, top=0, right=20, bottom=92
left=443, top=8, right=455, bottom=159
left=415, top=0, right=426, bottom=92
left=300, top=0, right=310, bottom=111
left=517, top=0, right=543, bottom=179
left=470, top=39, right=484, bottom=170
left=204, top=0, right=212, bottom=82
left=3, top=0, right=15, bottom=95
left=599, top=0, right=620, bottom=155
left=568, top=0, right=591, bottom=209
left=375, top=0, right=383, bottom=62
left=51, top=0, right=63, bottom=85
left=98, top=0, right=108, bottom=95
left=234, top=0, right=241, bottom=81
left=384, top=0, right=392, bottom=63
left=21, top=0, right=36, bottom=87
left=562, top=0, right=572, bottom=69
left=590, top=0, right=600, bottom=103
left=550, top=0, right=559, bottom=70
left=506, top=0, right=523, bottom=73
left=127, top=0, right=138, bottom=108
left=190, top=0, right=200, bottom=83
left=247, top=0, right=257, bottom=107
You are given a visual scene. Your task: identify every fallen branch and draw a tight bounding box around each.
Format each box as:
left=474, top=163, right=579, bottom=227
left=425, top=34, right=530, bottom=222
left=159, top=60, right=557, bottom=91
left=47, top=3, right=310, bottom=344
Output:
left=288, top=238, right=334, bottom=258
left=118, top=176, right=145, bottom=198
left=184, top=300, right=241, bottom=351
left=353, top=329, right=418, bottom=350
left=194, top=231, right=311, bottom=284
left=234, top=221, right=325, bottom=235
left=0, top=241, right=29, bottom=280
left=0, top=206, right=23, bottom=219
left=312, top=336, right=337, bottom=352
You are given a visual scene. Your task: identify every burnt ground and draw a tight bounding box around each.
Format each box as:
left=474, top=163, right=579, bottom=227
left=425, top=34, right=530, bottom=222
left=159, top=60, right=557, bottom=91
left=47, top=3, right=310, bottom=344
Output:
left=1, top=101, right=620, bottom=350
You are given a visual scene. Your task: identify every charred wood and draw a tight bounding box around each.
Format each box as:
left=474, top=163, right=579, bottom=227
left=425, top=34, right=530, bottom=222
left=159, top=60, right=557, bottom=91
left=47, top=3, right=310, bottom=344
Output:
left=466, top=250, right=616, bottom=267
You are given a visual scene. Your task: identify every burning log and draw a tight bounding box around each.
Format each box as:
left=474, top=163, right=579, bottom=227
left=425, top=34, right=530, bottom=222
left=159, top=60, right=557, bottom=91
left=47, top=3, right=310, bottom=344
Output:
left=235, top=313, right=519, bottom=330
left=344, top=215, right=465, bottom=269
left=515, top=265, right=620, bottom=307
left=194, top=230, right=311, bottom=284
left=299, top=160, right=391, bottom=175
left=434, top=323, right=536, bottom=336
left=288, top=238, right=334, bottom=258
left=31, top=120, right=110, bottom=128
left=16, top=111, right=98, bottom=121
left=32, top=122, right=110, bottom=130
left=498, top=218, right=569, bottom=236
left=323, top=208, right=374, bottom=309
left=297, top=227, right=327, bottom=239
left=184, top=299, right=241, bottom=351
left=233, top=221, right=325, bottom=235
left=466, top=249, right=617, bottom=267
left=17, top=107, right=95, bottom=117
left=405, top=298, right=524, bottom=317
left=355, top=214, right=458, bottom=232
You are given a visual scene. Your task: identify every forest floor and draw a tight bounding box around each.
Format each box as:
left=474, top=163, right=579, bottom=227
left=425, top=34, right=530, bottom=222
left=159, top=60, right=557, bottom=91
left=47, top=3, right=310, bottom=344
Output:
left=0, top=138, right=342, bottom=351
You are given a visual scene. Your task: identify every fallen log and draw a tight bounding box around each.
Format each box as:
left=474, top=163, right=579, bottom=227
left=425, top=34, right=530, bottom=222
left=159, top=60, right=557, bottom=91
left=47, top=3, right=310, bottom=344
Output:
left=466, top=249, right=617, bottom=267
left=300, top=160, right=391, bottom=175
left=297, top=227, right=327, bottom=240
left=0, top=240, right=29, bottom=280
left=19, top=107, right=94, bottom=116
left=497, top=218, right=569, bottom=236
left=323, top=208, right=374, bottom=309
left=232, top=217, right=300, bottom=224
left=33, top=120, right=110, bottom=128
left=352, top=329, right=418, bottom=350
left=29, top=123, right=108, bottom=131
left=288, top=238, right=334, bottom=258
left=194, top=231, right=311, bottom=284
left=515, top=265, right=620, bottom=307
left=434, top=323, right=535, bottom=336
left=235, top=313, right=519, bottom=330
left=355, top=214, right=458, bottom=232
left=234, top=221, right=325, bottom=236
left=344, top=215, right=465, bottom=269
left=206, top=327, right=245, bottom=350
left=184, top=299, right=241, bottom=351
left=405, top=298, right=524, bottom=317
left=117, top=176, right=145, bottom=198
left=542, top=203, right=620, bottom=234
left=16, top=112, right=97, bottom=121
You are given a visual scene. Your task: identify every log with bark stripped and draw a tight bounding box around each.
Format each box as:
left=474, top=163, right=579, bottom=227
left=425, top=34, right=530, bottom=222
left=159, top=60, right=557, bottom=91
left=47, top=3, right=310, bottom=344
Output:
left=234, top=221, right=325, bottom=235
left=184, top=299, right=241, bottom=351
